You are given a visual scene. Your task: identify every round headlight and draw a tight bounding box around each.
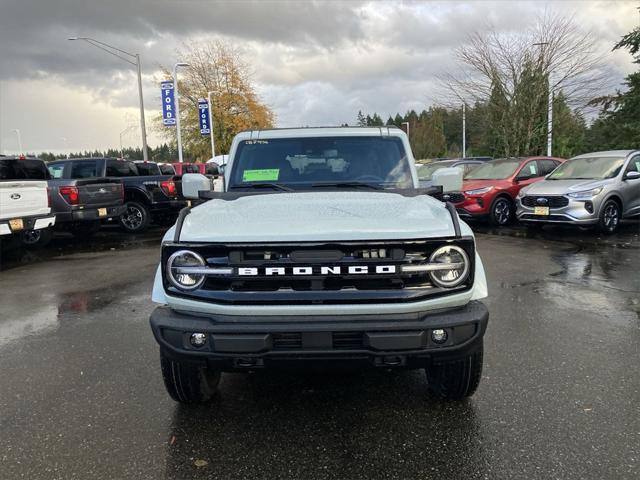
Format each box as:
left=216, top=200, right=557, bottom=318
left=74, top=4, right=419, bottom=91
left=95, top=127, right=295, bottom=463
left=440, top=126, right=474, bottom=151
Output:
left=428, top=245, right=470, bottom=288
left=167, top=250, right=206, bottom=290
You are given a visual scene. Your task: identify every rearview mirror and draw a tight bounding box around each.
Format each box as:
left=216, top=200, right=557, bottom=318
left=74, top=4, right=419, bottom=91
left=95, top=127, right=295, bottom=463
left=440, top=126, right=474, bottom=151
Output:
left=182, top=173, right=212, bottom=200
left=625, top=170, right=640, bottom=180
left=431, top=167, right=463, bottom=194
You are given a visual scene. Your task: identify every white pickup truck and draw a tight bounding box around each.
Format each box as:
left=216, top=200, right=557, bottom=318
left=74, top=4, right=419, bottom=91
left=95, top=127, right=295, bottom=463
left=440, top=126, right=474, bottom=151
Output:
left=150, top=127, right=489, bottom=404
left=0, top=157, right=56, bottom=241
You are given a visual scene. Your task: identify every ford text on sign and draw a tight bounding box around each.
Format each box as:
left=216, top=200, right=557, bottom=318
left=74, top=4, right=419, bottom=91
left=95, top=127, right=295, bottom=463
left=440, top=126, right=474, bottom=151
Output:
left=198, top=99, right=210, bottom=135
left=161, top=81, right=176, bottom=126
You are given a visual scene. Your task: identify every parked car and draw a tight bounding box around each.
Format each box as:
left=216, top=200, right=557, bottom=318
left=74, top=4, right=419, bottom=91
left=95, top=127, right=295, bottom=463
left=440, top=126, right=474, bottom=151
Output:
left=516, top=150, right=640, bottom=233
left=47, top=161, right=125, bottom=239
left=150, top=126, right=489, bottom=404
left=46, top=158, right=186, bottom=233
left=417, top=158, right=486, bottom=188
left=0, top=157, right=56, bottom=245
left=452, top=156, right=564, bottom=225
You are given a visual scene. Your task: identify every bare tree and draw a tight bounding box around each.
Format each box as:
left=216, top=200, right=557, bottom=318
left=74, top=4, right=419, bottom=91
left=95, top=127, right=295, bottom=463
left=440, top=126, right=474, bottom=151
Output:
left=440, top=11, right=607, bottom=156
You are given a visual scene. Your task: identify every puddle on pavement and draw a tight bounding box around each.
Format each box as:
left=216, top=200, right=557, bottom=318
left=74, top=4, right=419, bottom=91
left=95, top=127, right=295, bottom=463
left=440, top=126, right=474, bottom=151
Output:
left=0, top=285, right=143, bottom=348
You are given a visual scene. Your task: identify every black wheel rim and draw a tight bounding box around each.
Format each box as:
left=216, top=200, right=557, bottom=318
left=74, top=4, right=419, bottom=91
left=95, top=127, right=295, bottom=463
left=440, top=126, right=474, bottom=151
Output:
left=22, top=229, right=41, bottom=245
left=494, top=200, right=510, bottom=225
left=603, top=203, right=619, bottom=231
left=122, top=204, right=143, bottom=230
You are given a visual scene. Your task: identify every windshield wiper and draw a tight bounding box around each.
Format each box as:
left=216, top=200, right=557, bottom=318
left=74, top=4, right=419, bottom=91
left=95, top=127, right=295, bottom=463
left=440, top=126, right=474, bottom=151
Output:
left=230, top=182, right=293, bottom=192
left=311, top=181, right=383, bottom=190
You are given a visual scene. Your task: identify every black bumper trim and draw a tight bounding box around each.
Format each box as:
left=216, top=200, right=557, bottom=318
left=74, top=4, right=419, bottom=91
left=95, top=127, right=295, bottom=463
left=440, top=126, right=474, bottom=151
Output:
left=149, top=301, right=488, bottom=367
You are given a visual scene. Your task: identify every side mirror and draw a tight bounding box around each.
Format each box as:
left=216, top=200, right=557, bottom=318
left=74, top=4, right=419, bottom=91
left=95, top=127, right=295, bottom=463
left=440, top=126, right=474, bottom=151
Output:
left=432, top=167, right=463, bottom=193
left=182, top=173, right=212, bottom=200
left=625, top=171, right=640, bottom=180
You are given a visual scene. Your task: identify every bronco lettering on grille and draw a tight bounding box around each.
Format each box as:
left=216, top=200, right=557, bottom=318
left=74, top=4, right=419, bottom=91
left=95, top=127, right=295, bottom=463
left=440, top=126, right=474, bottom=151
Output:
left=237, top=265, right=397, bottom=276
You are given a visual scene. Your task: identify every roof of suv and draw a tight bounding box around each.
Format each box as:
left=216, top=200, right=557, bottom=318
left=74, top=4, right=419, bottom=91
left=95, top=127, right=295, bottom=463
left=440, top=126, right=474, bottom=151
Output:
left=573, top=150, right=637, bottom=158
left=236, top=126, right=405, bottom=139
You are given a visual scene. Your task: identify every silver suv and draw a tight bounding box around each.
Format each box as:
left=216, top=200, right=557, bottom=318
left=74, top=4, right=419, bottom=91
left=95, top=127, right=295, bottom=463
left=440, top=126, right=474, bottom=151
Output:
left=516, top=150, right=640, bottom=233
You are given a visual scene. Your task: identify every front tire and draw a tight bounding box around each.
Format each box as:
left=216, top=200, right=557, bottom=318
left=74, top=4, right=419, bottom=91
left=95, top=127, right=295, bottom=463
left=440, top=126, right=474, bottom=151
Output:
left=598, top=199, right=620, bottom=234
left=426, top=343, right=483, bottom=400
left=119, top=201, right=150, bottom=233
left=160, top=351, right=221, bottom=404
left=489, top=197, right=513, bottom=226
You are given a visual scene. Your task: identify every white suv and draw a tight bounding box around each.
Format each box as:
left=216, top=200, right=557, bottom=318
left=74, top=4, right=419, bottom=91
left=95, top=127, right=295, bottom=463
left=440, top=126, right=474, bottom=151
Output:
left=149, top=127, right=489, bottom=403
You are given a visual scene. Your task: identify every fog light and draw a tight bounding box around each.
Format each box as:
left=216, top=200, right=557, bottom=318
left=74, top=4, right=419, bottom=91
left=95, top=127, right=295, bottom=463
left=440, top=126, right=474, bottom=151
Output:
left=431, top=329, right=448, bottom=344
left=585, top=201, right=594, bottom=214
left=190, top=332, right=207, bottom=347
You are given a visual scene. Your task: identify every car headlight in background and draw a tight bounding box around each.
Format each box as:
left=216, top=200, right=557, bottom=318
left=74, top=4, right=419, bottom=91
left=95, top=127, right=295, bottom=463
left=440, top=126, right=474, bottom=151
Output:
left=464, top=186, right=493, bottom=195
left=517, top=187, right=530, bottom=199
left=567, top=187, right=603, bottom=199
left=428, top=245, right=470, bottom=288
left=167, top=250, right=206, bottom=290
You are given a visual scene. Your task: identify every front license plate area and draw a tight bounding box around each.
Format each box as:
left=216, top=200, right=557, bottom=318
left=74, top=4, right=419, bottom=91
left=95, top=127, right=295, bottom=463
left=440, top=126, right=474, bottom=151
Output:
left=9, top=218, right=24, bottom=231
left=534, top=206, right=549, bottom=216
left=98, top=208, right=107, bottom=217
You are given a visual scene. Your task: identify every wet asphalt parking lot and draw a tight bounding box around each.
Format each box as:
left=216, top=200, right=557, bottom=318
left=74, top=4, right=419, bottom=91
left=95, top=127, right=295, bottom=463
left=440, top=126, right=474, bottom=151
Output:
left=0, top=222, right=639, bottom=480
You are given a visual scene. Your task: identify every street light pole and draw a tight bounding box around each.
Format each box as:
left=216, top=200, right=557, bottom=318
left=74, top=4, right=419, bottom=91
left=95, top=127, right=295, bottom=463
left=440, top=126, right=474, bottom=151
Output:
left=173, top=62, right=189, bottom=163
left=68, top=37, right=149, bottom=161
left=546, top=81, right=553, bottom=157
left=11, top=129, right=22, bottom=154
left=462, top=103, right=466, bottom=158
left=207, top=91, right=216, bottom=159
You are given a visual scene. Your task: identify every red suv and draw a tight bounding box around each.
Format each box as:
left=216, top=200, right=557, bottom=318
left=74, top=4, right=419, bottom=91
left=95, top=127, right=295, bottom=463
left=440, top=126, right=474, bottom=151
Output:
left=453, top=156, right=564, bottom=225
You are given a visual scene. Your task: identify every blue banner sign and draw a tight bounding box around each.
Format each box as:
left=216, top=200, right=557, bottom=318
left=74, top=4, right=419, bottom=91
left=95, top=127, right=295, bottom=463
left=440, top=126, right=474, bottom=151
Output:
left=161, top=81, right=175, bottom=126
left=198, top=99, right=210, bottom=135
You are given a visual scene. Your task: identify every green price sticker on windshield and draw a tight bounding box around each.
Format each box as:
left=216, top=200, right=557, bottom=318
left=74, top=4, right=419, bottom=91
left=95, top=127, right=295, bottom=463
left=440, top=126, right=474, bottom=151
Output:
left=242, top=169, right=280, bottom=182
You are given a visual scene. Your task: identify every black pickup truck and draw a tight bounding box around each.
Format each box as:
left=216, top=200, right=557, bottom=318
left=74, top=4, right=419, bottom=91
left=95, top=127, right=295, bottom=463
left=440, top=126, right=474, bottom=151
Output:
left=47, top=158, right=186, bottom=232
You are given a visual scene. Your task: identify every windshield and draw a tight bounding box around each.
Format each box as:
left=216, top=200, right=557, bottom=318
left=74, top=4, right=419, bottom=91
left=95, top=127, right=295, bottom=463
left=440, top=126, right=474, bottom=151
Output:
left=416, top=162, right=454, bottom=180
left=228, top=136, right=412, bottom=190
left=0, top=159, right=50, bottom=180
left=135, top=162, right=161, bottom=176
left=159, top=164, right=175, bottom=175
left=548, top=156, right=625, bottom=180
left=464, top=158, right=522, bottom=180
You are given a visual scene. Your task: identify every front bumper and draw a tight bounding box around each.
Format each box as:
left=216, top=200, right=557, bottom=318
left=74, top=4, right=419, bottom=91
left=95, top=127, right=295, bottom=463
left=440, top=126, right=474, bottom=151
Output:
left=149, top=301, right=488, bottom=371
left=55, top=204, right=126, bottom=224
left=454, top=195, right=490, bottom=219
left=0, top=214, right=56, bottom=236
left=516, top=198, right=599, bottom=225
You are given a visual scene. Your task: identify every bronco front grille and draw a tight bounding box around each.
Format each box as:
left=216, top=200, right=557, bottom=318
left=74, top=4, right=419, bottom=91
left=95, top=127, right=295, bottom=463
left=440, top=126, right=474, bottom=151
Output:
left=522, top=196, right=569, bottom=208
left=162, top=238, right=475, bottom=305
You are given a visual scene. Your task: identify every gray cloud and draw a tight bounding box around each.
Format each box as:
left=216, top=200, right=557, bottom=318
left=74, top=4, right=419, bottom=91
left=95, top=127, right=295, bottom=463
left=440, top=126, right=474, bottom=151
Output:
left=0, top=0, right=637, bottom=153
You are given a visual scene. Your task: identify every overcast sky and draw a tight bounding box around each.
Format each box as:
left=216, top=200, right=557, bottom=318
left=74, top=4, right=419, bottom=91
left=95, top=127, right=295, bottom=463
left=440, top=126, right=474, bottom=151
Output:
left=0, top=0, right=637, bottom=154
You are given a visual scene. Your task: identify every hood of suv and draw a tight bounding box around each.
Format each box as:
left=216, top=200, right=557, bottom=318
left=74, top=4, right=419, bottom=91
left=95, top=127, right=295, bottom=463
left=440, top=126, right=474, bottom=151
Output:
left=523, top=178, right=611, bottom=196
left=177, top=191, right=465, bottom=242
left=462, top=179, right=510, bottom=192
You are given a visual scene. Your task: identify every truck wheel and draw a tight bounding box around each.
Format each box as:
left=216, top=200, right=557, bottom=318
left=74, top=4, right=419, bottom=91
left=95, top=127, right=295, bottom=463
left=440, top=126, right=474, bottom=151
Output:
left=71, top=221, right=101, bottom=239
left=160, top=351, right=221, bottom=404
left=20, top=227, right=53, bottom=248
left=489, top=197, right=513, bottom=226
left=120, top=201, right=150, bottom=233
left=426, top=343, right=483, bottom=400
left=598, top=199, right=620, bottom=234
